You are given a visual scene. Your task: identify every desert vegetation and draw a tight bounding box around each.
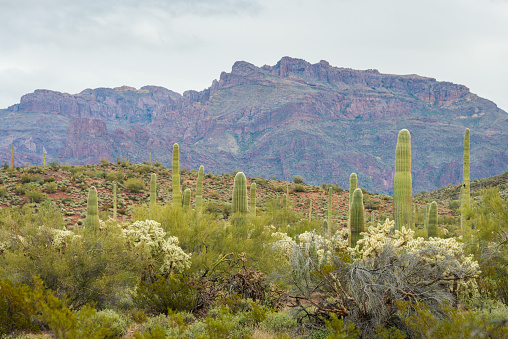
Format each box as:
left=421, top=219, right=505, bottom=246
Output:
left=0, top=129, right=507, bottom=338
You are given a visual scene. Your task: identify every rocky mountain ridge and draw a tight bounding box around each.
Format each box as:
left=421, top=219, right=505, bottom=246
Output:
left=1, top=57, right=507, bottom=194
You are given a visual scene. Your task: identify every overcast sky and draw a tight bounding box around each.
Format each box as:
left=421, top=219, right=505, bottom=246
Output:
left=1, top=0, right=507, bottom=112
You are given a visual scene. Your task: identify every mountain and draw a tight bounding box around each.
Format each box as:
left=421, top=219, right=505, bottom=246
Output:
left=1, top=57, right=507, bottom=194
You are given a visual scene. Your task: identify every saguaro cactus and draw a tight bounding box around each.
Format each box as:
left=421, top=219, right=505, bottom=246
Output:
left=232, top=172, right=248, bottom=214
left=423, top=204, right=428, bottom=232
left=150, top=173, right=157, bottom=208
left=249, top=182, right=256, bottom=216
left=85, top=186, right=100, bottom=233
left=113, top=182, right=117, bottom=219
left=172, top=144, right=181, bottom=207
left=428, top=201, right=438, bottom=238
left=393, top=129, right=412, bottom=231
left=196, top=165, right=204, bottom=213
left=349, top=188, right=365, bottom=248
left=43, top=152, right=46, bottom=168
left=348, top=173, right=358, bottom=231
left=183, top=188, right=191, bottom=211
left=461, top=128, right=470, bottom=235
left=282, top=194, right=288, bottom=214
left=327, top=187, right=333, bottom=234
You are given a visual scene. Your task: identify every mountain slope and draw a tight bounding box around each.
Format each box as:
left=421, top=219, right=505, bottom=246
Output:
left=1, top=57, right=507, bottom=194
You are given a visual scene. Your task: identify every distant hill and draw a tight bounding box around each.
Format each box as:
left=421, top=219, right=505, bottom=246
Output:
left=1, top=57, right=507, bottom=194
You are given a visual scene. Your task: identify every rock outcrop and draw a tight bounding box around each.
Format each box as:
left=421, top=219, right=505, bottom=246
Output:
left=2, top=57, right=507, bottom=194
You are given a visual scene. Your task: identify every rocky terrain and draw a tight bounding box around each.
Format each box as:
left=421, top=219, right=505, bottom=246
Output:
left=1, top=57, right=507, bottom=194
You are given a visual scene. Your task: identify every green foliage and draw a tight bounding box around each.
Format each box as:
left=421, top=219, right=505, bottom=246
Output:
left=106, top=171, right=124, bottom=183
left=293, top=175, right=304, bottom=184
left=324, top=314, right=360, bottom=339
left=25, top=185, right=46, bottom=203
left=0, top=278, right=39, bottom=336
left=44, top=181, right=58, bottom=193
left=259, top=310, right=297, bottom=333
left=132, top=274, right=198, bottom=315
left=393, top=129, right=412, bottom=231
left=125, top=177, right=146, bottom=193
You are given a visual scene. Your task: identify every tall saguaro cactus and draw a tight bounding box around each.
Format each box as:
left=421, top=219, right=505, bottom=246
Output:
left=113, top=182, right=117, bottom=219
left=43, top=152, right=46, bottom=168
left=428, top=201, right=438, bottom=238
left=85, top=186, right=100, bottom=234
left=196, top=165, right=204, bottom=213
left=183, top=188, right=191, bottom=211
left=249, top=183, right=256, bottom=216
left=348, top=173, right=358, bottom=231
left=393, top=129, right=412, bottom=231
left=327, top=187, right=333, bottom=235
left=150, top=173, right=157, bottom=208
left=232, top=172, right=248, bottom=215
left=461, top=128, right=470, bottom=236
left=172, top=144, right=181, bottom=207
left=349, top=188, right=365, bottom=248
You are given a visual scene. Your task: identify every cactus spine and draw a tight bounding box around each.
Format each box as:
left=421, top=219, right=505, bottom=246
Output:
left=393, top=129, right=412, bottom=231
left=249, top=183, right=256, bottom=216
left=113, top=182, right=117, bottom=219
left=327, top=187, right=333, bottom=235
left=183, top=188, right=191, bottom=211
left=232, top=172, right=248, bottom=215
left=428, top=201, right=438, bottom=238
left=461, top=128, right=470, bottom=236
left=150, top=173, right=157, bottom=208
left=85, top=186, right=100, bottom=233
left=349, top=188, right=365, bottom=248
left=172, top=144, right=181, bottom=207
left=196, top=165, right=204, bottom=213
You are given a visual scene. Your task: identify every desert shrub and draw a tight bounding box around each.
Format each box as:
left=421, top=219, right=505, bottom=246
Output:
left=137, top=164, right=152, bottom=174
left=14, top=184, right=25, bottom=195
left=100, top=158, right=110, bottom=166
left=89, top=309, right=128, bottom=338
left=120, top=157, right=131, bottom=168
left=125, top=178, right=146, bottom=193
left=20, top=174, right=32, bottom=184
left=44, top=182, right=58, bottom=194
left=259, top=310, right=297, bottom=333
left=293, top=175, right=304, bottom=184
left=294, top=184, right=306, bottom=192
left=0, top=278, right=39, bottom=336
left=106, top=171, right=124, bottom=183
left=0, top=187, right=6, bottom=198
left=132, top=274, right=198, bottom=314
left=44, top=176, right=55, bottom=183
left=25, top=186, right=46, bottom=203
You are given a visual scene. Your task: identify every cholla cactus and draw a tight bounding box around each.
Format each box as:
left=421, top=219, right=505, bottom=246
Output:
left=122, top=220, right=191, bottom=275
left=195, top=165, right=204, bottom=213
left=85, top=186, right=100, bottom=233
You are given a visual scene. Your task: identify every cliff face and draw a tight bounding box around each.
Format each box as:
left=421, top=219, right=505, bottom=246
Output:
left=2, top=57, right=507, bottom=194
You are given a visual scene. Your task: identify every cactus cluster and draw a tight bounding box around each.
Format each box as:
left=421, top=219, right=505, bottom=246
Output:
left=393, top=129, right=412, bottom=231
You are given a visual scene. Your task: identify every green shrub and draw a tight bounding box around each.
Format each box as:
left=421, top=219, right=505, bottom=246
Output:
left=44, top=182, right=58, bottom=194
left=0, top=278, right=39, bottom=336
left=293, top=175, right=304, bottom=184
left=259, top=311, right=297, bottom=333
left=294, top=184, right=306, bottom=192
left=25, top=187, right=46, bottom=203
left=89, top=309, right=128, bottom=338
left=0, top=187, right=6, bottom=198
left=125, top=178, right=146, bottom=193
left=20, top=174, right=32, bottom=184
left=132, top=274, right=197, bottom=314
left=106, top=171, right=124, bottom=183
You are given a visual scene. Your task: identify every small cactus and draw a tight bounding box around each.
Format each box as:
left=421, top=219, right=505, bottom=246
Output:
left=113, top=182, right=117, bottom=219
left=196, top=165, right=204, bottom=213
left=85, top=186, right=100, bottom=233
left=183, top=188, right=191, bottom=211
left=150, top=173, right=157, bottom=208
left=349, top=188, right=364, bottom=248
left=249, top=182, right=256, bottom=216
left=428, top=201, right=438, bottom=238
left=172, top=144, right=181, bottom=207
